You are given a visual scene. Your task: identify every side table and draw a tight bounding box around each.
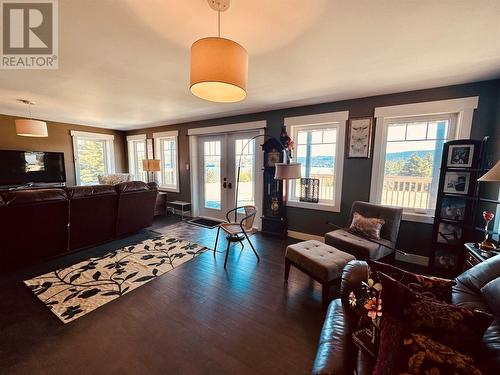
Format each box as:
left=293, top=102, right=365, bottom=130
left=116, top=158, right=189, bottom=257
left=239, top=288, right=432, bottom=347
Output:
left=167, top=201, right=191, bottom=220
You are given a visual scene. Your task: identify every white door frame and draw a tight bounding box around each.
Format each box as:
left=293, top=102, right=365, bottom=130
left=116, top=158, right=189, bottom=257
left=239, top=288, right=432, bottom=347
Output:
left=189, top=121, right=266, bottom=230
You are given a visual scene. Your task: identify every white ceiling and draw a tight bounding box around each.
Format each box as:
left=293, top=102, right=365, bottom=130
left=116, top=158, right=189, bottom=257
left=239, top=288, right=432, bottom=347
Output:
left=0, top=0, right=499, bottom=131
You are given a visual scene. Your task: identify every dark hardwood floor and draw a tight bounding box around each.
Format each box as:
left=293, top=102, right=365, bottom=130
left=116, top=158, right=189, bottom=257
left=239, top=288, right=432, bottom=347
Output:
left=0, top=216, right=329, bottom=374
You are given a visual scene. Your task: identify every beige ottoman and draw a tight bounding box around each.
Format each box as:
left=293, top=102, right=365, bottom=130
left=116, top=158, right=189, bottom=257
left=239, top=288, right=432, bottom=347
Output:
left=285, top=240, right=355, bottom=307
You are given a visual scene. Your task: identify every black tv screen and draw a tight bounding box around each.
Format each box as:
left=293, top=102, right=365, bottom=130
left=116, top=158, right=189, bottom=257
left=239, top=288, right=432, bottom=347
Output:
left=0, top=150, right=66, bottom=186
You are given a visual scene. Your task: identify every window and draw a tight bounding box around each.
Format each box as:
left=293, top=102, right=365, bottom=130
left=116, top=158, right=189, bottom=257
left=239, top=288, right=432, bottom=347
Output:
left=285, top=111, right=348, bottom=212
left=371, top=97, right=478, bottom=222
left=127, top=135, right=147, bottom=182
left=235, top=138, right=256, bottom=208
left=153, top=130, right=179, bottom=192
left=71, top=131, right=115, bottom=186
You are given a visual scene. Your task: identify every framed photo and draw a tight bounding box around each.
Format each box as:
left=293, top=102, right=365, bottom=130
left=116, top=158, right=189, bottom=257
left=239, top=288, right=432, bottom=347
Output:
left=443, top=171, right=470, bottom=194
left=447, top=144, right=474, bottom=168
left=434, top=248, right=459, bottom=271
left=437, top=222, right=463, bottom=245
left=347, top=117, right=373, bottom=158
left=440, top=196, right=466, bottom=221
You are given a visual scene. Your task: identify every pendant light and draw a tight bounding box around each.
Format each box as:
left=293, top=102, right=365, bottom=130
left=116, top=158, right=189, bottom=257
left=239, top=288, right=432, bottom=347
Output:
left=190, top=0, right=248, bottom=103
left=15, top=99, right=48, bottom=137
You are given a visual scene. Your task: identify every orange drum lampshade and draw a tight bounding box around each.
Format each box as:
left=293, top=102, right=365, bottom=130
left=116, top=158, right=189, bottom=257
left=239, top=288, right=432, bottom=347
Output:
left=15, top=119, right=48, bottom=137
left=190, top=37, right=248, bottom=103
left=142, top=159, right=161, bottom=172
left=478, top=160, right=500, bottom=182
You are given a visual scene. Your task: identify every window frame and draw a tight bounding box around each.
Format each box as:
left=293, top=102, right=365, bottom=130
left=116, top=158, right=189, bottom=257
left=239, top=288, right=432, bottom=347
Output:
left=126, top=134, right=147, bottom=182
left=71, top=130, right=115, bottom=186
left=153, top=130, right=179, bottom=192
left=370, top=97, right=478, bottom=223
left=284, top=111, right=348, bottom=213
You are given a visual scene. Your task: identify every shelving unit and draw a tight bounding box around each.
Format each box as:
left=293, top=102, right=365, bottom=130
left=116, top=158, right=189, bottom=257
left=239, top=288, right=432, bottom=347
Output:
left=429, top=137, right=488, bottom=276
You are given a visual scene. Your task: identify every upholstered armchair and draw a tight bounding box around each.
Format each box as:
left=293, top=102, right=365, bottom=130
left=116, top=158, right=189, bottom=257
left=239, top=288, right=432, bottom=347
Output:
left=325, top=201, right=403, bottom=261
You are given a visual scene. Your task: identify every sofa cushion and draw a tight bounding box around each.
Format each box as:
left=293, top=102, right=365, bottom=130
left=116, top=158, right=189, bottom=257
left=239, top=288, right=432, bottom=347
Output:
left=286, top=240, right=355, bottom=282
left=373, top=315, right=482, bottom=375
left=311, top=299, right=363, bottom=375
left=481, top=277, right=500, bottom=317
left=115, top=181, right=150, bottom=193
left=455, top=254, right=500, bottom=295
left=66, top=185, right=117, bottom=199
left=325, top=229, right=393, bottom=260
left=379, top=272, right=493, bottom=354
left=97, top=173, right=130, bottom=185
left=349, top=212, right=385, bottom=240
left=0, top=188, right=67, bottom=206
left=367, top=259, right=455, bottom=303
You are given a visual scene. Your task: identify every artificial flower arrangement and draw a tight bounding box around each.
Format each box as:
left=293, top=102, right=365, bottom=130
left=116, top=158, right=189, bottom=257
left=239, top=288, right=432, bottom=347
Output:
left=349, top=275, right=383, bottom=342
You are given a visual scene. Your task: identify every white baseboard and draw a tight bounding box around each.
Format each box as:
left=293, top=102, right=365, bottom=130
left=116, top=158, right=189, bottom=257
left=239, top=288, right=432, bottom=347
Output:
left=287, top=230, right=429, bottom=267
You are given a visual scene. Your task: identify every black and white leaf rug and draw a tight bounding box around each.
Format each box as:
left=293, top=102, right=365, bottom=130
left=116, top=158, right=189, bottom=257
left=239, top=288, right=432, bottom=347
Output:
left=24, top=236, right=207, bottom=323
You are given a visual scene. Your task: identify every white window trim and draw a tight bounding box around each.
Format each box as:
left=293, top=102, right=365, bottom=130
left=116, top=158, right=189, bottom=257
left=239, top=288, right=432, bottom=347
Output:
left=71, top=130, right=115, bottom=185
left=370, top=97, right=478, bottom=223
left=126, top=134, right=147, bottom=182
left=284, top=111, right=348, bottom=212
left=187, top=120, right=266, bottom=136
left=153, top=130, right=180, bottom=192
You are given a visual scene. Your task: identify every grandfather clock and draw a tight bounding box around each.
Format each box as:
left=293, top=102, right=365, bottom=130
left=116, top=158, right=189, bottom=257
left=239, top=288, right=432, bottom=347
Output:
left=261, top=138, right=287, bottom=238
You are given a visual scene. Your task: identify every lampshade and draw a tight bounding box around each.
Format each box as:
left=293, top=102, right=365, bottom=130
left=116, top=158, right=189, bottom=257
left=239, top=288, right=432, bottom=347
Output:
left=478, top=160, right=500, bottom=182
left=274, top=163, right=301, bottom=180
left=142, top=159, right=161, bottom=172
left=190, top=37, right=248, bottom=103
left=15, top=119, right=48, bottom=137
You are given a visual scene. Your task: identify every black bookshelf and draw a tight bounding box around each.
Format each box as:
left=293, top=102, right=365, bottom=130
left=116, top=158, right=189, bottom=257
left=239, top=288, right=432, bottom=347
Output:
left=429, top=138, right=488, bottom=276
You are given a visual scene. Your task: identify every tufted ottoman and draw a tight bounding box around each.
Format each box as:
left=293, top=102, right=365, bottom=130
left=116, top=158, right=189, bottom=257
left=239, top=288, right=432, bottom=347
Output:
left=285, top=240, right=356, bottom=307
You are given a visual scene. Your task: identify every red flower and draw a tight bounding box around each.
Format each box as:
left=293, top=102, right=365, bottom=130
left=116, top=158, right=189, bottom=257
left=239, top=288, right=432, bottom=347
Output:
left=483, top=211, right=495, bottom=222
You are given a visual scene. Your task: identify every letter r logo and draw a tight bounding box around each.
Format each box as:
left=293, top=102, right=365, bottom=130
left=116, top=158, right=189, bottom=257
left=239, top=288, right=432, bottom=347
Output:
left=2, top=1, right=53, bottom=54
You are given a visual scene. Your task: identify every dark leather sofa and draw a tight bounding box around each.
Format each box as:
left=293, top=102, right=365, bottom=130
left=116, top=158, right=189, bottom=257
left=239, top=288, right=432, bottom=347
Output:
left=312, top=257, right=500, bottom=375
left=0, top=181, right=157, bottom=271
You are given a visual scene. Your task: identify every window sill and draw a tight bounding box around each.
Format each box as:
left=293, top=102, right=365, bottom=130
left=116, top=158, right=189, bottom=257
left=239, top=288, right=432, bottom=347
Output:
left=402, top=212, right=434, bottom=224
left=158, top=186, right=180, bottom=193
left=287, top=200, right=340, bottom=213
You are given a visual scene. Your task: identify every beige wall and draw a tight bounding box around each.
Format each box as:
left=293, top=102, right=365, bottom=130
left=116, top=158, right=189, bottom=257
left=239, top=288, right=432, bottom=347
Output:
left=0, top=114, right=127, bottom=186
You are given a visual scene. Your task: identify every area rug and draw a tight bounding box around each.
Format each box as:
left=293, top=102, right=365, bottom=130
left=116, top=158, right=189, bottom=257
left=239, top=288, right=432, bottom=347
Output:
left=24, top=236, right=207, bottom=323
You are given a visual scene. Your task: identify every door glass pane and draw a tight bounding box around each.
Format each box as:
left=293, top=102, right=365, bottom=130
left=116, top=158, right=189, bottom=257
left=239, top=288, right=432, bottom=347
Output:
left=235, top=139, right=255, bottom=209
left=77, top=139, right=106, bottom=185
left=382, top=119, right=449, bottom=211
left=204, top=140, right=221, bottom=210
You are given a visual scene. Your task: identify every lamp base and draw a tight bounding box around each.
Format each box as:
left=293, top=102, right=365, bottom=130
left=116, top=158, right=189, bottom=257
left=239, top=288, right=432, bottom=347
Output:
left=480, top=240, right=497, bottom=251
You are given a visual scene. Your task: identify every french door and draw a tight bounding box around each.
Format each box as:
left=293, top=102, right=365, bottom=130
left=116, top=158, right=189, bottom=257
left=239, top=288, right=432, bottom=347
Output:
left=198, top=131, right=259, bottom=222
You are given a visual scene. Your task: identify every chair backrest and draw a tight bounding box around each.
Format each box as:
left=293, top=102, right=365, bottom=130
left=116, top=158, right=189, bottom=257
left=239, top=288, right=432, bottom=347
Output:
left=348, top=201, right=403, bottom=244
left=242, top=206, right=257, bottom=230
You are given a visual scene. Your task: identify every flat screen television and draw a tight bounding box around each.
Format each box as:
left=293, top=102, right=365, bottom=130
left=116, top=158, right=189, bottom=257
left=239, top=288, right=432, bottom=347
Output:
left=0, top=150, right=66, bottom=186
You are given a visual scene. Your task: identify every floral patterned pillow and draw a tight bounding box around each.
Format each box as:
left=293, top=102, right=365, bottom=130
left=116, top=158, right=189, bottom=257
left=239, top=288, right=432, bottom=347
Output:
left=378, top=271, right=493, bottom=354
left=349, top=212, right=385, bottom=240
left=367, top=259, right=456, bottom=303
left=373, top=315, right=482, bottom=375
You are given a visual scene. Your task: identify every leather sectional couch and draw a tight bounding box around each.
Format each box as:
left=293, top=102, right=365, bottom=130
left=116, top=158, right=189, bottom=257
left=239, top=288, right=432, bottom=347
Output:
left=312, top=257, right=500, bottom=375
left=0, top=181, right=157, bottom=271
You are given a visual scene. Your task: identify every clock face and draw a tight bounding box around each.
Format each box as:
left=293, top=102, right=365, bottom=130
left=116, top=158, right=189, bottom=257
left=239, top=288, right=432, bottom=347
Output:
left=267, top=150, right=280, bottom=166
left=271, top=197, right=279, bottom=212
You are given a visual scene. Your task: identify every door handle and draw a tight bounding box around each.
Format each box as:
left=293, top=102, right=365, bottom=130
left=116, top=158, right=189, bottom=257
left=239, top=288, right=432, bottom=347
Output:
left=223, top=182, right=227, bottom=188
left=228, top=182, right=232, bottom=189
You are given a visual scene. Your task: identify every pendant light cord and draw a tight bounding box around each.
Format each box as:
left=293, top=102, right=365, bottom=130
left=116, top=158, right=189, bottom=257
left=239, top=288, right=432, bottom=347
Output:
left=217, top=8, right=221, bottom=37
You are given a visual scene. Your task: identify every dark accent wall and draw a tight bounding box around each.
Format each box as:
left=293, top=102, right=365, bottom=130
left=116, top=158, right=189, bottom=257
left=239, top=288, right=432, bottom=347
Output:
left=127, top=79, right=500, bottom=257
left=0, top=114, right=127, bottom=186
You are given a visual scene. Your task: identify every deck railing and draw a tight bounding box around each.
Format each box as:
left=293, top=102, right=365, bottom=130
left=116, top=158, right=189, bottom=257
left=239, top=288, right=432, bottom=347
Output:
left=381, top=176, right=432, bottom=209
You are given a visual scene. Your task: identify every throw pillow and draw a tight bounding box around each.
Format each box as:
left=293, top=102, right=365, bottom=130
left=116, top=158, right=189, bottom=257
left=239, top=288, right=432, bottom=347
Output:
left=349, top=212, right=385, bottom=240
left=378, top=271, right=493, bottom=353
left=480, top=276, right=500, bottom=317
left=372, top=315, right=482, bottom=375
left=367, top=259, right=456, bottom=303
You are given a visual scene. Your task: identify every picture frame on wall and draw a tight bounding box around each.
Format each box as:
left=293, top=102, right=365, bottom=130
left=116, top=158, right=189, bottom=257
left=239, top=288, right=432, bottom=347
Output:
left=447, top=144, right=474, bottom=168
left=347, top=117, right=373, bottom=158
left=440, top=196, right=466, bottom=221
left=443, top=171, right=470, bottom=195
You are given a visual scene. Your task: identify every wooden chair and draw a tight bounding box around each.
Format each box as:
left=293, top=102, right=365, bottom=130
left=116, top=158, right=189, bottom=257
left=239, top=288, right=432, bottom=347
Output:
left=214, top=205, right=260, bottom=268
